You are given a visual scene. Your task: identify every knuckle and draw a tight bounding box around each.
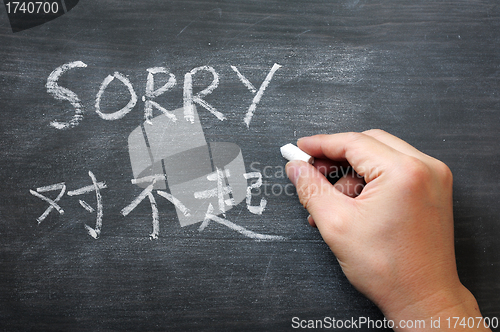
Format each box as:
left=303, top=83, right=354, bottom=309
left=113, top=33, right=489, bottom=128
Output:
left=344, top=132, right=368, bottom=152
left=398, top=156, right=453, bottom=191
left=434, top=159, right=453, bottom=185
left=399, top=156, right=432, bottom=186
left=344, top=131, right=365, bottom=150
left=362, top=128, right=387, bottom=137
left=346, top=131, right=365, bottom=142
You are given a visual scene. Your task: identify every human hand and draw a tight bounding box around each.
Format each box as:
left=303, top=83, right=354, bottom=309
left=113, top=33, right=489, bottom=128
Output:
left=285, top=130, right=489, bottom=331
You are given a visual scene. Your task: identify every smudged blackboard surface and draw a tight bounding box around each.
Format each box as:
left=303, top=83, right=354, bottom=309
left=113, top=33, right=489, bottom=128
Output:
left=0, top=1, right=499, bottom=331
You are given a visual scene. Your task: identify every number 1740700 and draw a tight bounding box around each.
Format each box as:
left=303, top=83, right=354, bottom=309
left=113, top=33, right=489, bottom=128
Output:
left=445, top=316, right=498, bottom=329
left=5, top=1, right=60, bottom=14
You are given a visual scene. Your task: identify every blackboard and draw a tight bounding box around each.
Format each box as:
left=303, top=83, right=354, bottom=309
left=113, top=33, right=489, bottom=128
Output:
left=1, top=1, right=499, bottom=331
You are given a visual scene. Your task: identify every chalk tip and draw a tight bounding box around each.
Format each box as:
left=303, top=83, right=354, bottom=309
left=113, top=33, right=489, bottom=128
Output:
left=280, top=143, right=314, bottom=164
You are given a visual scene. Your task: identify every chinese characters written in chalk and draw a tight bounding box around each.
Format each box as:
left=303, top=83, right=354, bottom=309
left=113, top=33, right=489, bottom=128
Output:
left=30, top=170, right=285, bottom=241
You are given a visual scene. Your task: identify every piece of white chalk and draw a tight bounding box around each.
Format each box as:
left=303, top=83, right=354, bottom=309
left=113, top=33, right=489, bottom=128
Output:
left=280, top=143, right=314, bottom=164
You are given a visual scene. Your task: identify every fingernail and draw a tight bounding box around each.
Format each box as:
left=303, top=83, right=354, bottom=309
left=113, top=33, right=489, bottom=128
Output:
left=307, top=214, right=317, bottom=228
left=296, top=136, right=308, bottom=144
left=285, top=162, right=302, bottom=186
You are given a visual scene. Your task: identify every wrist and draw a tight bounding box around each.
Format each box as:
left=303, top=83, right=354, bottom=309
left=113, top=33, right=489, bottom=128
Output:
left=382, top=284, right=490, bottom=331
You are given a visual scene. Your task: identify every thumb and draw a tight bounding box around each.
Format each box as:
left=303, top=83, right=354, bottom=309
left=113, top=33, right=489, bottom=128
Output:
left=285, top=160, right=351, bottom=230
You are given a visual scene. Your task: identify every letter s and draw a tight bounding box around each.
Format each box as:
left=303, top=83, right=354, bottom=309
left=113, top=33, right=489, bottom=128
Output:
left=291, top=317, right=300, bottom=328
left=46, top=61, right=87, bottom=129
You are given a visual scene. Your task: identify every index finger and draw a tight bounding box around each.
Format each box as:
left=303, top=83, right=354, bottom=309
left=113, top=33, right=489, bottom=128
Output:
left=297, top=132, right=401, bottom=183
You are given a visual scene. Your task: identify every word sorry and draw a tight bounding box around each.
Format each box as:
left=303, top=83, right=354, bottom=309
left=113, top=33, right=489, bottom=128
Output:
left=46, top=61, right=282, bottom=130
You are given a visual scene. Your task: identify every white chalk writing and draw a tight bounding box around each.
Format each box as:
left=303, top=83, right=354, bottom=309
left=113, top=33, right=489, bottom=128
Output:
left=243, top=172, right=267, bottom=215
left=194, top=168, right=234, bottom=216
left=183, top=66, right=224, bottom=122
left=30, top=170, right=284, bottom=241
left=199, top=204, right=285, bottom=241
left=95, top=72, right=138, bottom=121
left=29, top=182, right=66, bottom=223
left=67, top=171, right=106, bottom=239
left=232, top=63, right=282, bottom=127
left=46, top=62, right=281, bottom=129
left=46, top=61, right=87, bottom=130
left=143, top=67, right=177, bottom=124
